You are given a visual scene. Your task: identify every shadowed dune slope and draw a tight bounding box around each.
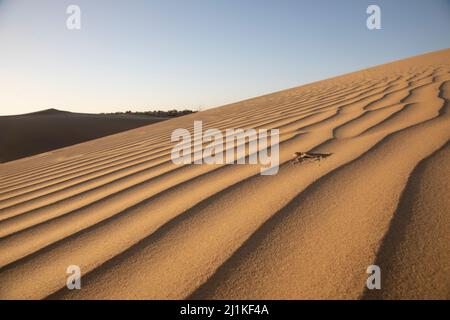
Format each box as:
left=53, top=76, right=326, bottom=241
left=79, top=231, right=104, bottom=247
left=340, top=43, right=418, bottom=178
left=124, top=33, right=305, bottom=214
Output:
left=0, top=49, right=449, bottom=299
left=0, top=109, right=169, bottom=163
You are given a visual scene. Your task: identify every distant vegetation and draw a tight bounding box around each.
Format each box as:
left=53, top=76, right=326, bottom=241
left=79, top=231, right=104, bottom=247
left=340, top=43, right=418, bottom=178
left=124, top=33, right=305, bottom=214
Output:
left=101, top=109, right=197, bottom=118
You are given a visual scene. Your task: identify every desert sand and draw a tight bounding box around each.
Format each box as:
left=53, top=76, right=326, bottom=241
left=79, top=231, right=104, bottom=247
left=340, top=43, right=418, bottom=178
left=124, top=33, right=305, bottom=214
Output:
left=0, top=49, right=449, bottom=300
left=0, top=108, right=168, bottom=163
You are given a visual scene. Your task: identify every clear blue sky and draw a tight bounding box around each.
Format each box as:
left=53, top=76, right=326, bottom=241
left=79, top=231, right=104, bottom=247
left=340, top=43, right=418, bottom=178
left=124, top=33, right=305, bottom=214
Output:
left=1, top=0, right=449, bottom=115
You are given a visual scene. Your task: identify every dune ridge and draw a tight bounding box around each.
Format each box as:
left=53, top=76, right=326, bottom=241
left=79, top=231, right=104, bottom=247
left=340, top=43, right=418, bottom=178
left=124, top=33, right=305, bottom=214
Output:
left=0, top=49, right=449, bottom=299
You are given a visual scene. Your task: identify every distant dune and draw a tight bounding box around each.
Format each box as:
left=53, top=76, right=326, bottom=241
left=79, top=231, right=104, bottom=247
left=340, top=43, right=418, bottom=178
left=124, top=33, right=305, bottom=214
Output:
left=0, top=109, right=169, bottom=163
left=0, top=49, right=449, bottom=299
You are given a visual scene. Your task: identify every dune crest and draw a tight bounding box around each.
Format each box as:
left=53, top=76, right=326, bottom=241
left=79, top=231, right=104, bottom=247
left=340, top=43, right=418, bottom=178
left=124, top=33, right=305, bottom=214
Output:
left=0, top=49, right=449, bottom=299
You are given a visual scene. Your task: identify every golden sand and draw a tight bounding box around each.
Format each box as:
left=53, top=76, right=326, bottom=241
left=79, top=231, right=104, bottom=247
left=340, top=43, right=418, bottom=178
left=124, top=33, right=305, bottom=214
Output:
left=0, top=49, right=449, bottom=299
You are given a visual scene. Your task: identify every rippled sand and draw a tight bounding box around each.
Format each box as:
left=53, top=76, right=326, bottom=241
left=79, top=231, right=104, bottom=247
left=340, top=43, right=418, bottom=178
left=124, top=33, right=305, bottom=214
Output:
left=0, top=49, right=449, bottom=299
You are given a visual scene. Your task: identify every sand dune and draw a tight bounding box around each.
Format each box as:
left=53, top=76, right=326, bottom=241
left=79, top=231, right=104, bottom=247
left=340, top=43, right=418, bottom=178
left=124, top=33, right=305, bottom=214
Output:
left=0, top=49, right=449, bottom=299
left=0, top=109, right=169, bottom=163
